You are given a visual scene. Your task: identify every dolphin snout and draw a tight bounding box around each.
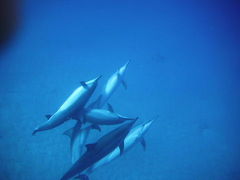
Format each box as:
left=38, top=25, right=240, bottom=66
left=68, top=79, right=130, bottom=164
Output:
left=32, top=129, right=38, bottom=136
left=144, top=120, right=154, bottom=128
left=124, top=60, right=130, bottom=67
left=93, top=75, right=102, bottom=82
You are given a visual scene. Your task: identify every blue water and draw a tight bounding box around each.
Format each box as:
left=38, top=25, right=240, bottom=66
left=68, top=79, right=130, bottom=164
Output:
left=0, top=0, right=240, bottom=179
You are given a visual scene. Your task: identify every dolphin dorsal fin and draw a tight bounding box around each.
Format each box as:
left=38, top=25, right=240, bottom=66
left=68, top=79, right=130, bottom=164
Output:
left=45, top=114, right=52, bottom=119
left=80, top=81, right=88, bottom=89
left=86, top=143, right=97, bottom=152
left=140, top=137, right=146, bottom=151
left=107, top=103, right=114, bottom=113
left=119, top=142, right=124, bottom=155
left=63, top=128, right=74, bottom=138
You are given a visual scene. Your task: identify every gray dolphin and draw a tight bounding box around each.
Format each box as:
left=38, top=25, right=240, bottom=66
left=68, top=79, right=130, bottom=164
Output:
left=89, top=61, right=130, bottom=109
left=60, top=120, right=136, bottom=180
left=32, top=76, right=101, bottom=135
left=84, top=119, right=154, bottom=176
left=83, top=104, right=137, bottom=125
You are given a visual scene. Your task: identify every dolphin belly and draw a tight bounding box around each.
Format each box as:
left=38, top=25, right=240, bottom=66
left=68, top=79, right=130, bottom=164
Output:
left=58, top=87, right=91, bottom=113
left=99, top=74, right=118, bottom=107
left=32, top=76, right=100, bottom=135
left=84, top=110, right=119, bottom=125
left=32, top=110, right=68, bottom=135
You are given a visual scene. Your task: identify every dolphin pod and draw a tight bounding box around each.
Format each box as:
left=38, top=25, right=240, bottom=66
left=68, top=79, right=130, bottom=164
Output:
left=32, top=76, right=101, bottom=135
left=60, top=121, right=136, bottom=180
left=32, top=61, right=155, bottom=180
left=64, top=106, right=138, bottom=165
left=64, top=61, right=132, bottom=165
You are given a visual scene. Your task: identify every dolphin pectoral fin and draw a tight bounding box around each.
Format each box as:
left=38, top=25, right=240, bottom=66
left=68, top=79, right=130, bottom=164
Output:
left=80, top=81, right=88, bottom=89
left=74, top=174, right=89, bottom=180
left=107, top=103, right=114, bottom=113
left=140, top=137, right=146, bottom=151
left=86, top=143, right=97, bottom=152
left=121, top=79, right=127, bottom=89
left=45, top=114, right=52, bottom=119
left=91, top=124, right=101, bottom=132
left=119, top=142, right=124, bottom=155
left=63, top=128, right=74, bottom=138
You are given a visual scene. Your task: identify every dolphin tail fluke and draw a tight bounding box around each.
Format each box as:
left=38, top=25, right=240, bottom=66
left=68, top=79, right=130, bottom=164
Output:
left=74, top=174, right=89, bottom=180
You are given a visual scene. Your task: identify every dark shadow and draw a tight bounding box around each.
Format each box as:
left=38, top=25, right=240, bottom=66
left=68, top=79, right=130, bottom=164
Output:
left=0, top=0, right=21, bottom=54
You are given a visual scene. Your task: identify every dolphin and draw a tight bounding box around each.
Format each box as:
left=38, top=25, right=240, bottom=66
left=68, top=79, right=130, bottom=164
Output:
left=89, top=61, right=130, bottom=109
left=83, top=104, right=137, bottom=125
left=63, top=104, right=136, bottom=164
left=63, top=121, right=101, bottom=164
left=85, top=120, right=154, bottom=175
left=32, top=76, right=101, bottom=135
left=60, top=120, right=136, bottom=180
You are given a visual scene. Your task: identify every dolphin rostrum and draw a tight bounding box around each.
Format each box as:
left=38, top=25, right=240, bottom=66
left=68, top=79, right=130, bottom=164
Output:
left=32, top=76, right=101, bottom=135
left=89, top=61, right=130, bottom=109
left=60, top=120, right=136, bottom=180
